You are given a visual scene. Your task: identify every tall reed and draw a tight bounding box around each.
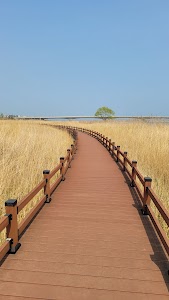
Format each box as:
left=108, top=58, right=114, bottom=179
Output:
left=0, top=120, right=73, bottom=216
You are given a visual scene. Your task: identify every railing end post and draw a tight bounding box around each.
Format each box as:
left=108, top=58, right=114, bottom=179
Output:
left=5, top=199, right=21, bottom=254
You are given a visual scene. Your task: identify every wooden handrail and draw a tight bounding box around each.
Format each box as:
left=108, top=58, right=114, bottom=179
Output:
left=148, top=188, right=169, bottom=227
left=50, top=175, right=62, bottom=194
left=49, top=163, right=62, bottom=179
left=0, top=240, right=11, bottom=261
left=0, top=129, right=77, bottom=261
left=0, top=216, right=9, bottom=233
left=18, top=179, right=46, bottom=213
left=18, top=195, right=46, bottom=236
left=125, top=156, right=132, bottom=167
left=148, top=207, right=169, bottom=256
left=58, top=125, right=169, bottom=258
left=135, top=168, right=145, bottom=186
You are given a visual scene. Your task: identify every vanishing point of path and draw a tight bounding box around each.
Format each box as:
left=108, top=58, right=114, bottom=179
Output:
left=0, top=132, right=169, bottom=299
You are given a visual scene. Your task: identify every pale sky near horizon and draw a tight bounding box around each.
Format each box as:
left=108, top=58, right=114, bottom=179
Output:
left=0, top=0, right=169, bottom=116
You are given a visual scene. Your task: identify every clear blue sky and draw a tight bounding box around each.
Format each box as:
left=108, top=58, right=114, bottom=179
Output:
left=0, top=0, right=168, bottom=116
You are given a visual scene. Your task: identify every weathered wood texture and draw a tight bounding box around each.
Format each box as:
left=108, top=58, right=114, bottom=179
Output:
left=0, top=132, right=168, bottom=299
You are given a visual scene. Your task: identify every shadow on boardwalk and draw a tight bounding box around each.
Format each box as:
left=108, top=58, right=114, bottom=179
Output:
left=117, top=161, right=169, bottom=290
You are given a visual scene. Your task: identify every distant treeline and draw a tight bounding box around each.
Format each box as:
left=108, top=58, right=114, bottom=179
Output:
left=0, top=113, right=19, bottom=119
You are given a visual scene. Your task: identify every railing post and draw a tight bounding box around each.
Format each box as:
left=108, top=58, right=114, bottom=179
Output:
left=106, top=137, right=108, bottom=149
left=60, top=157, right=65, bottom=181
left=123, top=152, right=127, bottom=171
left=73, top=140, right=77, bottom=154
left=67, top=149, right=71, bottom=168
left=43, top=170, right=51, bottom=203
left=98, top=133, right=100, bottom=141
left=71, top=144, right=74, bottom=154
left=130, top=161, right=137, bottom=187
left=71, top=144, right=74, bottom=158
left=103, top=136, right=105, bottom=146
left=142, top=177, right=152, bottom=215
left=116, top=146, right=120, bottom=162
left=109, top=139, right=111, bottom=152
left=5, top=199, right=21, bottom=254
left=112, top=142, right=115, bottom=151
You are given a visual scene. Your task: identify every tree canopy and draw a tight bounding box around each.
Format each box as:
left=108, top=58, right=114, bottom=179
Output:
left=94, top=106, right=115, bottom=119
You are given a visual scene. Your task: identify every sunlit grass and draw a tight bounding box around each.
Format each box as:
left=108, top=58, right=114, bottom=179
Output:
left=0, top=120, right=73, bottom=244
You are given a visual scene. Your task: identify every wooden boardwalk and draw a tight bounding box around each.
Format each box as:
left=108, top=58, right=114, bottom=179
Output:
left=0, top=132, right=169, bottom=299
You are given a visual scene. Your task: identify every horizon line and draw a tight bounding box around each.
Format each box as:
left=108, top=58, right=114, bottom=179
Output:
left=17, top=115, right=169, bottom=120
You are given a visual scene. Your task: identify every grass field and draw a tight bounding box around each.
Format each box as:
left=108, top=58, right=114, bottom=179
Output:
left=0, top=119, right=168, bottom=242
left=0, top=120, right=73, bottom=222
left=55, top=120, right=169, bottom=237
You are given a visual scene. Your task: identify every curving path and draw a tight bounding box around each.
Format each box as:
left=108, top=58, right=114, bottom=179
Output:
left=0, top=132, right=169, bottom=299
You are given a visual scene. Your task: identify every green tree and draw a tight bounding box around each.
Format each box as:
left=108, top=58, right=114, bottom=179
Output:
left=0, top=113, right=4, bottom=118
left=95, top=106, right=115, bottom=119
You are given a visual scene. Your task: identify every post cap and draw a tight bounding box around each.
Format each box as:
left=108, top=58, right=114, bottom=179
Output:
left=144, top=177, right=152, bottom=182
left=5, top=199, right=17, bottom=207
left=60, top=157, right=64, bottom=160
left=43, top=170, right=50, bottom=174
left=132, top=160, right=137, bottom=164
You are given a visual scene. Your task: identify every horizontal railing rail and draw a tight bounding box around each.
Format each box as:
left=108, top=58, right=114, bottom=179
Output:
left=0, top=128, right=77, bottom=261
left=57, top=125, right=169, bottom=257
left=0, top=214, right=12, bottom=261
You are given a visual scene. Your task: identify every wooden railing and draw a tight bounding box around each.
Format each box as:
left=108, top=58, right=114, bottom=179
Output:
left=57, top=125, right=169, bottom=257
left=0, top=124, right=168, bottom=262
left=0, top=128, right=77, bottom=261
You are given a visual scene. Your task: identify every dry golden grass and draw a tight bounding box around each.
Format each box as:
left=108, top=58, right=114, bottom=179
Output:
left=56, top=120, right=169, bottom=237
left=0, top=120, right=73, bottom=244
left=0, top=119, right=168, bottom=243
